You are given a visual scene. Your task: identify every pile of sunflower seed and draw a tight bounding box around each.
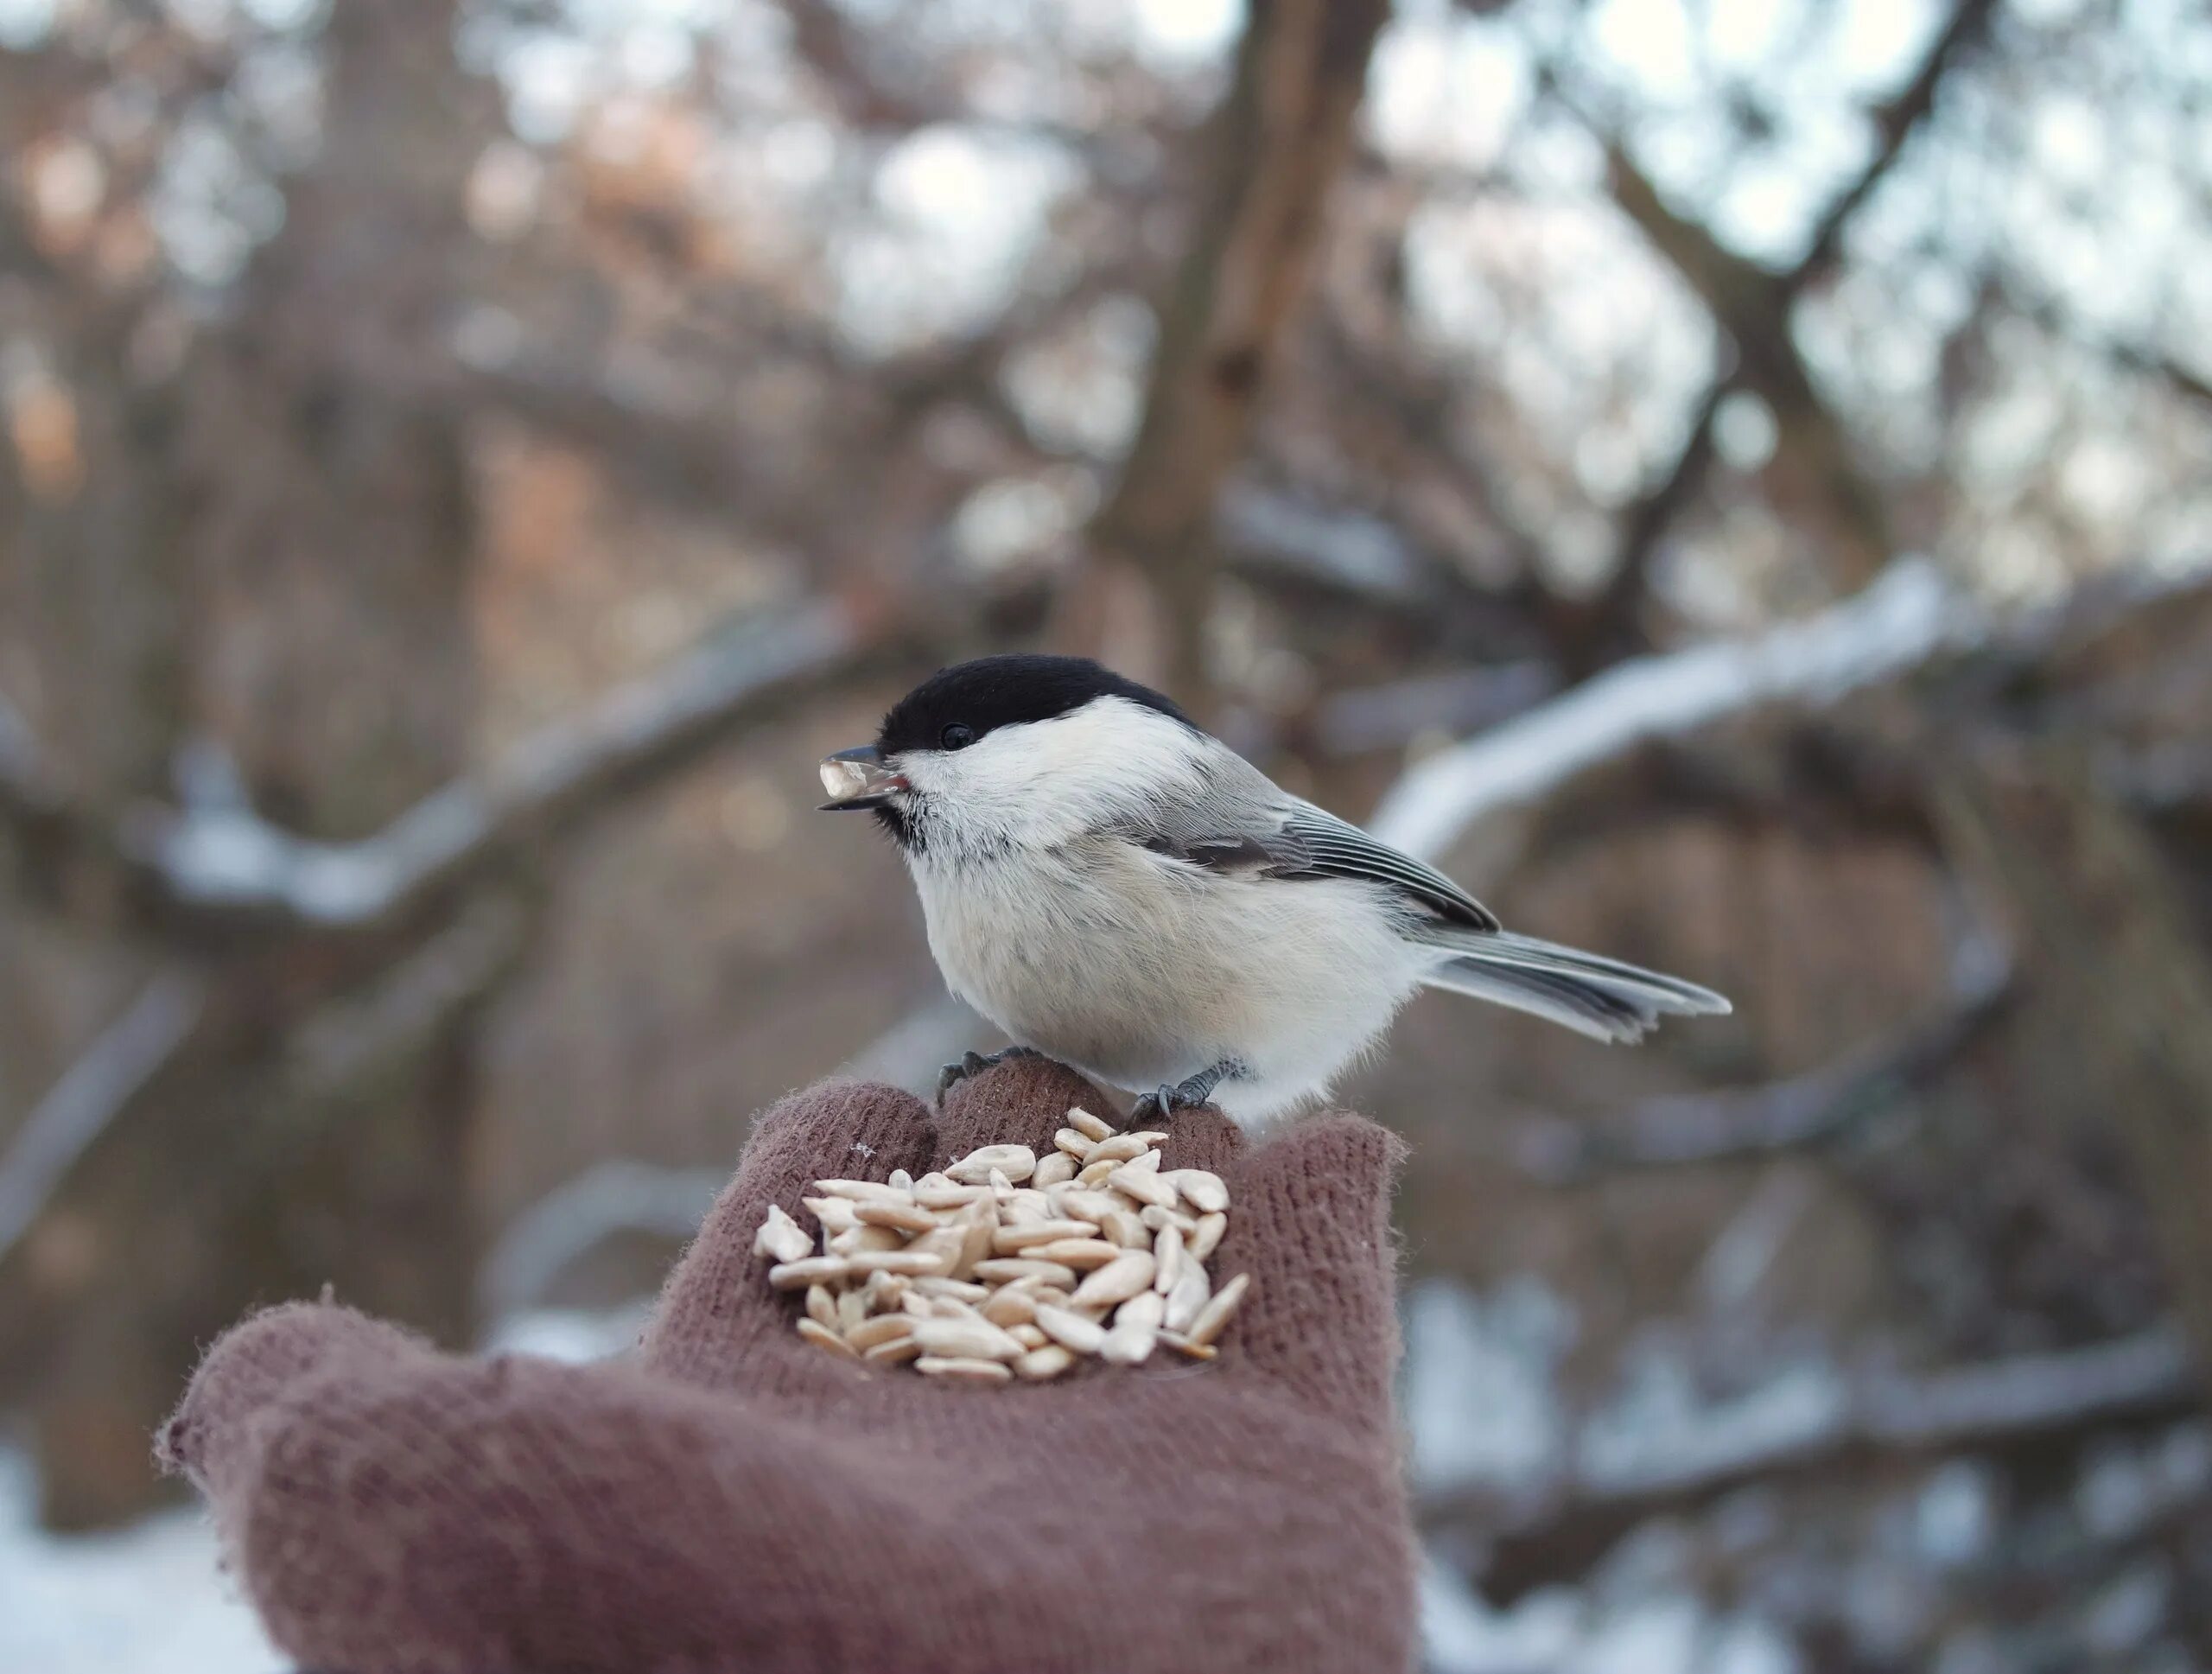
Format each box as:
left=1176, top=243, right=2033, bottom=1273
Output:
left=750, top=1106, right=1249, bottom=1383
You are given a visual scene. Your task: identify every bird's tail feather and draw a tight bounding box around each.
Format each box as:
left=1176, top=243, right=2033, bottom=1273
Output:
left=1415, top=928, right=1732, bottom=1045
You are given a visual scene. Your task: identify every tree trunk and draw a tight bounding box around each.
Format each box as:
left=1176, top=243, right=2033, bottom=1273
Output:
left=0, top=0, right=497, bottom=1527
left=1936, top=747, right=2212, bottom=1389
left=1065, top=0, right=1391, bottom=714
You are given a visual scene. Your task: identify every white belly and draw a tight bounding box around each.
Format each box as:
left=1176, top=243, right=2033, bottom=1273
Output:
left=908, top=839, right=1421, bottom=1123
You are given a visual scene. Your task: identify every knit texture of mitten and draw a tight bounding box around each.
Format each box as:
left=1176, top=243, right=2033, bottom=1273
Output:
left=159, top=1057, right=1416, bottom=1674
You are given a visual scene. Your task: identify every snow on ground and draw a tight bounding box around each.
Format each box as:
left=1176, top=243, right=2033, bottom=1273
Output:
left=0, top=1447, right=281, bottom=1674
left=0, top=1308, right=648, bottom=1674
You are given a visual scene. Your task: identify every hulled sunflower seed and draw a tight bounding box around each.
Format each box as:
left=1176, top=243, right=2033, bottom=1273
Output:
left=768, top=1256, right=850, bottom=1289
left=1076, top=1156, right=1120, bottom=1187
left=908, top=1276, right=990, bottom=1302
left=915, top=1355, right=1013, bottom=1384
left=906, top=1225, right=968, bottom=1271
left=971, top=1257, right=1079, bottom=1289
left=803, top=1195, right=861, bottom=1233
left=810, top=1179, right=912, bottom=1203
left=805, top=1283, right=838, bottom=1328
left=1052, top=1127, right=1094, bottom=1160
left=845, top=1249, right=947, bottom=1276
left=1187, top=1212, right=1227, bottom=1263
left=991, top=1219, right=1097, bottom=1252
left=1107, top=1162, right=1177, bottom=1210
left=951, top=1212, right=996, bottom=1282
left=980, top=1287, right=1038, bottom=1328
left=1027, top=1238, right=1122, bottom=1270
left=1010, top=1323, right=1050, bottom=1350
left=1100, top=1208, right=1150, bottom=1249
left=830, top=1224, right=906, bottom=1256
left=1070, top=1251, right=1155, bottom=1309
left=865, top=1335, right=924, bottom=1364
left=1184, top=1272, right=1249, bottom=1347
left=946, top=1144, right=1036, bottom=1184
left=1154, top=1225, right=1185, bottom=1295
left=1084, top=1134, right=1150, bottom=1165
left=1051, top=1187, right=1122, bottom=1223
left=911, top=1316, right=1026, bottom=1361
left=913, top=1179, right=989, bottom=1210
left=1014, top=1345, right=1077, bottom=1380
left=797, top=1318, right=858, bottom=1358
left=1100, top=1290, right=1164, bottom=1365
left=1033, top=1304, right=1108, bottom=1353
left=856, top=1200, right=939, bottom=1233
left=1163, top=1263, right=1211, bottom=1333
left=753, top=1204, right=814, bottom=1263
left=1066, top=1106, right=1116, bottom=1143
left=846, top=1314, right=915, bottom=1351
left=1033, top=1151, right=1078, bottom=1188
left=1163, top=1169, right=1229, bottom=1213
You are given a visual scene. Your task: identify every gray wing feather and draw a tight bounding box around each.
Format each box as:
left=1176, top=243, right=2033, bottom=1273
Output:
left=1124, top=759, right=1499, bottom=931
left=1275, top=802, right=1500, bottom=930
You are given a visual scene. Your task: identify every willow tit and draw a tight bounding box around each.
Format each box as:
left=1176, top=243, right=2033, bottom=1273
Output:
left=820, top=655, right=1731, bottom=1126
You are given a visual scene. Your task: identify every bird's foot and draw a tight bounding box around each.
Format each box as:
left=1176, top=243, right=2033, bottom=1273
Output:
left=1130, top=1060, right=1240, bottom=1125
left=936, top=1045, right=1043, bottom=1101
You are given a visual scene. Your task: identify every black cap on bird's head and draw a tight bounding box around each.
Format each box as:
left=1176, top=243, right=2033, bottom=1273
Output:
left=817, top=655, right=1192, bottom=817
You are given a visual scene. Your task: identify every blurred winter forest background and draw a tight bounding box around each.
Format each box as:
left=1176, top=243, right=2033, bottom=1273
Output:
left=3, top=0, right=2211, bottom=1667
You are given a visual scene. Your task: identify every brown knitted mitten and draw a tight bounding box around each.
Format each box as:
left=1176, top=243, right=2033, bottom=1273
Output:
left=160, top=1057, right=1416, bottom=1673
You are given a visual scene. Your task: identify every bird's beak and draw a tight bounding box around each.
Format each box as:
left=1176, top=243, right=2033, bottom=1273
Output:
left=818, top=745, right=906, bottom=812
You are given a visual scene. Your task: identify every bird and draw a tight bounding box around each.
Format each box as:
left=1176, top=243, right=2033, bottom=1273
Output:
left=818, top=654, right=1731, bottom=1126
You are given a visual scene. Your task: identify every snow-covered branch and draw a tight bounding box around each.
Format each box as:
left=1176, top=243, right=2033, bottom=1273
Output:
left=1368, top=559, right=1986, bottom=862
left=1425, top=1325, right=2196, bottom=1556
left=4, top=596, right=880, bottom=939
left=0, top=972, right=206, bottom=1269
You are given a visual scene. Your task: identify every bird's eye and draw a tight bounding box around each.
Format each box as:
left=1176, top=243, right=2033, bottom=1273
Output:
left=940, top=723, right=976, bottom=751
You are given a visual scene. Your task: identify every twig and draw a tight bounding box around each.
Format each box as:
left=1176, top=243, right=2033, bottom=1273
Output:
left=1796, top=0, right=2002, bottom=280
left=2001, top=283, right=2212, bottom=412
left=1516, top=941, right=2015, bottom=1183
left=1573, top=1, right=1995, bottom=611
left=1564, top=376, right=1731, bottom=672
left=283, top=894, right=536, bottom=1104
left=1069, top=0, right=1394, bottom=703
left=479, top=1159, right=728, bottom=1320
left=0, top=971, right=207, bottom=1269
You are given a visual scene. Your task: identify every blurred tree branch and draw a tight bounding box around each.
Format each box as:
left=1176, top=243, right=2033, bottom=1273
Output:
left=0, top=971, right=206, bottom=1273
left=0, top=596, right=901, bottom=942
left=1516, top=935, right=2015, bottom=1184
left=1566, top=0, right=1999, bottom=665
left=1064, top=0, right=1393, bottom=711
left=1433, top=1327, right=2196, bottom=1596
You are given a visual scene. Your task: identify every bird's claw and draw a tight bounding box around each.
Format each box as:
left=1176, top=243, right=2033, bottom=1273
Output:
left=1131, top=1060, right=1241, bottom=1124
left=936, top=1045, right=1041, bottom=1101
left=1132, top=1080, right=1199, bottom=1126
